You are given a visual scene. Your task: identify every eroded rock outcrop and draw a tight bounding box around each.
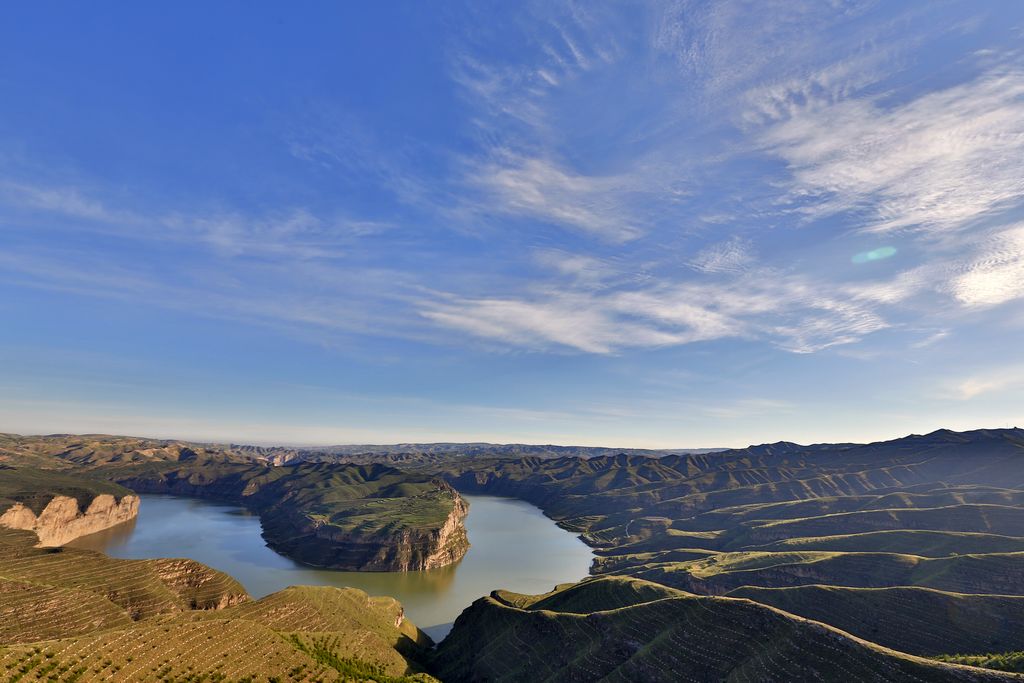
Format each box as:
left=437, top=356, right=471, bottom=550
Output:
left=0, top=493, right=139, bottom=546
left=258, top=481, right=470, bottom=571
left=267, top=485, right=471, bottom=571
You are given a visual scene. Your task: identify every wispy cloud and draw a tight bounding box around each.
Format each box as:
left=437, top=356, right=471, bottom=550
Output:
left=688, top=237, right=754, bottom=274
left=761, top=63, right=1024, bottom=234
left=0, top=180, right=126, bottom=223
left=420, top=266, right=889, bottom=355
left=419, top=292, right=675, bottom=354
left=2, top=177, right=391, bottom=262
left=5, top=1, right=1022, bottom=368
left=910, top=329, right=950, bottom=349
left=952, top=365, right=1024, bottom=400
left=470, top=154, right=641, bottom=241
left=701, top=398, right=796, bottom=420
left=841, top=221, right=1024, bottom=313
left=949, top=223, right=1024, bottom=307
left=532, top=249, right=619, bottom=286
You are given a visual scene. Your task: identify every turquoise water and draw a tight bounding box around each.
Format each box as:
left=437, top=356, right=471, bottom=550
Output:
left=69, top=493, right=594, bottom=640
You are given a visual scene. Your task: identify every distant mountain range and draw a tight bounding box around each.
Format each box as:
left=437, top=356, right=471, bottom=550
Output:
left=226, top=441, right=727, bottom=465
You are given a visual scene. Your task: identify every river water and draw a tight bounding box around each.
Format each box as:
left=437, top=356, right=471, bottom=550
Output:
left=69, top=493, right=594, bottom=640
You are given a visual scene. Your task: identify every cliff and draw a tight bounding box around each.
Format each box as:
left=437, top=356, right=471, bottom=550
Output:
left=0, top=492, right=139, bottom=546
left=0, top=466, right=141, bottom=546
left=265, top=486, right=470, bottom=571
left=107, top=460, right=471, bottom=571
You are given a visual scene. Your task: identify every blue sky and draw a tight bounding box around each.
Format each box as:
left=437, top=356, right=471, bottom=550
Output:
left=2, top=1, right=1024, bottom=448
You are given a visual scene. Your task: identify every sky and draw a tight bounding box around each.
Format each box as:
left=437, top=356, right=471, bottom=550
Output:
left=2, top=1, right=1024, bottom=449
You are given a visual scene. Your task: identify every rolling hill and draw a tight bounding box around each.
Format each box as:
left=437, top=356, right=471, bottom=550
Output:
left=4, top=427, right=1024, bottom=680
left=0, top=434, right=470, bottom=571
left=0, top=526, right=438, bottom=682
left=426, top=427, right=1024, bottom=676
left=433, top=576, right=1017, bottom=682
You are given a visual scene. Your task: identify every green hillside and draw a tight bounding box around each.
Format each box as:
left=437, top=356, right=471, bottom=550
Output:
left=749, top=530, right=1024, bottom=556
left=5, top=428, right=1024, bottom=680
left=433, top=577, right=1017, bottom=682
left=623, top=550, right=1024, bottom=596
left=428, top=428, right=1024, bottom=677
left=0, top=435, right=470, bottom=572
left=727, top=585, right=1024, bottom=656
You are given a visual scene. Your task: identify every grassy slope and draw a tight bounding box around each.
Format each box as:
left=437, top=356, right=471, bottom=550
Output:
left=6, top=429, right=1024, bottom=679
left=433, top=577, right=1017, bottom=682
left=0, top=617, right=437, bottom=683
left=0, top=528, right=247, bottom=622
left=748, top=529, right=1024, bottom=556
left=938, top=654, right=1024, bottom=675
left=624, top=550, right=1024, bottom=596
left=0, top=528, right=437, bottom=682
left=728, top=585, right=1024, bottom=657
left=431, top=428, right=1024, bottom=676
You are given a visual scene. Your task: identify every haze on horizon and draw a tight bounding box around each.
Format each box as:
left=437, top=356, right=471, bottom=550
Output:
left=2, top=2, right=1023, bottom=449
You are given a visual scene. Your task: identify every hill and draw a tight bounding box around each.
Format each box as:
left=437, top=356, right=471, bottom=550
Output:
left=426, top=427, right=1024, bottom=673
left=245, top=442, right=724, bottom=466
left=727, top=585, right=1024, bottom=657
left=5, top=427, right=1024, bottom=679
left=433, top=576, right=1017, bottom=682
left=0, top=527, right=438, bottom=682
left=0, top=434, right=470, bottom=571
left=0, top=467, right=140, bottom=546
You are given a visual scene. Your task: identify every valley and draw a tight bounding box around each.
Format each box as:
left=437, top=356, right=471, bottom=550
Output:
left=67, top=492, right=594, bottom=640
left=1, top=428, right=1024, bottom=680
left=0, top=435, right=470, bottom=572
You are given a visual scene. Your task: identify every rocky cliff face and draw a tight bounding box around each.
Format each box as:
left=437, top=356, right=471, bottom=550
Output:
left=113, top=463, right=472, bottom=571
left=418, top=489, right=471, bottom=570
left=0, top=493, right=139, bottom=546
left=263, top=486, right=471, bottom=571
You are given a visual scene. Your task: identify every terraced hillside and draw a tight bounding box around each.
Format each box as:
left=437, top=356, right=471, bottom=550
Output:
left=434, top=576, right=1017, bottom=682
left=727, top=586, right=1024, bottom=657
left=0, top=434, right=470, bottom=571
left=429, top=428, right=1024, bottom=677
left=0, top=527, right=438, bottom=682
left=5, top=428, right=1024, bottom=680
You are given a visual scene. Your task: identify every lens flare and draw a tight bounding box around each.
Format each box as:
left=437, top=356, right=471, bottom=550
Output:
left=852, top=246, right=897, bottom=264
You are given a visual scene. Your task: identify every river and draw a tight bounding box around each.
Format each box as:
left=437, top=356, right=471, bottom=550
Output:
left=68, top=493, right=594, bottom=640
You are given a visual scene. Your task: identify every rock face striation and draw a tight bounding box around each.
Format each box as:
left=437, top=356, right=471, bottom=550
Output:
left=0, top=493, right=139, bottom=546
left=266, top=482, right=470, bottom=571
